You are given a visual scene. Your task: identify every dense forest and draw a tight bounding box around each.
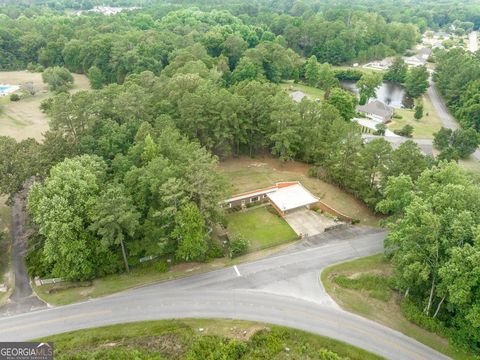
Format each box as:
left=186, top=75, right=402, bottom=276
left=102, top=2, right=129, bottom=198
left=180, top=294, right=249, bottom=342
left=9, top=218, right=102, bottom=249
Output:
left=434, top=48, right=480, bottom=131
left=0, top=0, right=479, bottom=354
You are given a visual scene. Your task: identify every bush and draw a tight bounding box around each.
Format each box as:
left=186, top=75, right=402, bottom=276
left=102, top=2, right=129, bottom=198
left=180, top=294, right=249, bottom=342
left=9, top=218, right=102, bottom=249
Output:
left=400, top=299, right=449, bottom=336
left=334, top=69, right=363, bottom=81
left=392, top=113, right=403, bottom=119
left=206, top=240, right=224, bottom=260
left=228, top=235, right=249, bottom=258
left=153, top=260, right=168, bottom=273
left=9, top=93, right=20, bottom=101
left=393, top=124, right=414, bottom=137
left=333, top=273, right=392, bottom=302
left=184, top=335, right=247, bottom=360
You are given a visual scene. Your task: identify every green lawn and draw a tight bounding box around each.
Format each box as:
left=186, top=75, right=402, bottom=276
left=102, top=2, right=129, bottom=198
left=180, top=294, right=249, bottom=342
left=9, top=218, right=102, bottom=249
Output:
left=227, top=206, right=298, bottom=251
left=387, top=94, right=442, bottom=139
left=280, top=81, right=325, bottom=100
left=321, top=254, right=474, bottom=360
left=37, top=319, right=383, bottom=360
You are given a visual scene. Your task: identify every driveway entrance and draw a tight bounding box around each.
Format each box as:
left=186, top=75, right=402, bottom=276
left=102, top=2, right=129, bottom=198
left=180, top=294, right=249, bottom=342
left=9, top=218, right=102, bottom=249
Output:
left=284, top=208, right=337, bottom=237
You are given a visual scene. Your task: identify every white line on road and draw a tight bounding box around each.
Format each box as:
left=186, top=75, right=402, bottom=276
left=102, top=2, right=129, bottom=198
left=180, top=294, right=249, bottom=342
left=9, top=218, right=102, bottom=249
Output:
left=233, top=265, right=241, bottom=277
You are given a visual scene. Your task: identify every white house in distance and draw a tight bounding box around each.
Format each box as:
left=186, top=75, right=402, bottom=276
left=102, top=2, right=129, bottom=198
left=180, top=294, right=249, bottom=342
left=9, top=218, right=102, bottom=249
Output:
left=356, top=100, right=394, bottom=123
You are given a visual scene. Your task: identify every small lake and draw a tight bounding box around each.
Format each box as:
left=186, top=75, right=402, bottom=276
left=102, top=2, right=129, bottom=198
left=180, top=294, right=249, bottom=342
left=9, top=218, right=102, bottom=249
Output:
left=340, top=80, right=413, bottom=109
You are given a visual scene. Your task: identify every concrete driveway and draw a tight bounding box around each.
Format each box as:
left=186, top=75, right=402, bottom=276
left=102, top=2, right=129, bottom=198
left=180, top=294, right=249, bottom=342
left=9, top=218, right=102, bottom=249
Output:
left=284, top=208, right=337, bottom=237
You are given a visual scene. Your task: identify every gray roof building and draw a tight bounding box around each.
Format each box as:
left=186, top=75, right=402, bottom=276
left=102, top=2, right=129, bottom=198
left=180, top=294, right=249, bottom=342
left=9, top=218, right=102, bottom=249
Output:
left=356, top=100, right=394, bottom=123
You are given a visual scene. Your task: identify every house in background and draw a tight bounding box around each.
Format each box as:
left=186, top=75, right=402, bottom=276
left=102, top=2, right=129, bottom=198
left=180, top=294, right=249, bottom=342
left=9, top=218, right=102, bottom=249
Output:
left=356, top=100, right=394, bottom=123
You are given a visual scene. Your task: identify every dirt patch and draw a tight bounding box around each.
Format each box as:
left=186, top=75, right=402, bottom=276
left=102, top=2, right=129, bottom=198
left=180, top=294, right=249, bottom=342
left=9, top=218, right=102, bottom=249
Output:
left=227, top=325, right=268, bottom=341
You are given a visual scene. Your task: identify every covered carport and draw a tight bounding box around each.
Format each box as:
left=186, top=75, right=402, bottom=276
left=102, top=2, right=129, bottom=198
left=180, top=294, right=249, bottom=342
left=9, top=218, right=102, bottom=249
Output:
left=266, top=183, right=339, bottom=237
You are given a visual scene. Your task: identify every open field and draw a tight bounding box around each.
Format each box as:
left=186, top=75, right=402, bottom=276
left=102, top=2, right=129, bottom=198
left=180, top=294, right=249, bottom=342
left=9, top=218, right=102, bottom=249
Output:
left=227, top=206, right=298, bottom=251
left=38, top=319, right=382, bottom=360
left=387, top=94, right=442, bottom=139
left=0, top=71, right=90, bottom=141
left=220, top=156, right=380, bottom=226
left=321, top=255, right=474, bottom=360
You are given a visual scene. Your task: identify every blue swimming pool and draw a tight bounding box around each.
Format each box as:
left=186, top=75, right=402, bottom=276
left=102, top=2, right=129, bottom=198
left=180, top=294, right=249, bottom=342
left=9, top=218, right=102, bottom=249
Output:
left=0, top=85, right=15, bottom=96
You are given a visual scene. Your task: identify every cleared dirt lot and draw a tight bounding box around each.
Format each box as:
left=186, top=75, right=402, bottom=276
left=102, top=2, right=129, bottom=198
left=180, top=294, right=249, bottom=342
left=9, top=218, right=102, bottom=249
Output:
left=0, top=71, right=90, bottom=141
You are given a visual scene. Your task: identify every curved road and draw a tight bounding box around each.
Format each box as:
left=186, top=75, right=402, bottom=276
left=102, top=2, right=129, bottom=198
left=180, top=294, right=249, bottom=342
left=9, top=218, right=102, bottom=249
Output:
left=0, top=227, right=448, bottom=359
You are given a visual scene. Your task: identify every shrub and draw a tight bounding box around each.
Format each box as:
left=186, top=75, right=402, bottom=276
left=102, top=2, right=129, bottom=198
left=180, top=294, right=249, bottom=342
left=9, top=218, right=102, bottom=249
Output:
left=206, top=240, right=224, bottom=260
left=400, top=299, right=449, bottom=336
left=333, top=273, right=392, bottom=302
left=393, top=124, right=414, bottom=137
left=153, top=260, right=168, bottom=273
left=26, top=63, right=37, bottom=72
left=9, top=93, right=20, bottom=101
left=334, top=69, right=363, bottom=81
left=392, top=113, right=403, bottom=119
left=228, top=235, right=249, bottom=258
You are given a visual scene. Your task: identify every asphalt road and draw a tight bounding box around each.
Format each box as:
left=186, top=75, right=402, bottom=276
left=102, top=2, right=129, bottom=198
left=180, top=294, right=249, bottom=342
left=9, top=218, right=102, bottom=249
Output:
left=0, top=191, right=46, bottom=316
left=0, top=227, right=449, bottom=359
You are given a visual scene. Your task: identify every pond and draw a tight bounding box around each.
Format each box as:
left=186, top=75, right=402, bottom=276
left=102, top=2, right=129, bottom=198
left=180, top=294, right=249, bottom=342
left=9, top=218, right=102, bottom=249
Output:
left=340, top=80, right=413, bottom=109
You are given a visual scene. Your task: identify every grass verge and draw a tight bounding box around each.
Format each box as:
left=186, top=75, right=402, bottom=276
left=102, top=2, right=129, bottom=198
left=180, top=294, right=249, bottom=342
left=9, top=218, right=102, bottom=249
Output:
left=226, top=205, right=298, bottom=251
left=321, top=254, right=474, bottom=360
left=37, top=319, right=383, bottom=360
left=33, top=241, right=295, bottom=306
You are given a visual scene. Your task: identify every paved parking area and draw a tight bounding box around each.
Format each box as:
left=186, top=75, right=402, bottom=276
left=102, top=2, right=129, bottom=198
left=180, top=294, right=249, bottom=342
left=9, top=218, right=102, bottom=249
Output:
left=284, top=208, right=338, bottom=237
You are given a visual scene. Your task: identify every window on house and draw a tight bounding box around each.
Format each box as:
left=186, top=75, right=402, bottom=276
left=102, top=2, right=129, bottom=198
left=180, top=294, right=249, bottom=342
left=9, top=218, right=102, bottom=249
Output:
left=250, top=196, right=259, bottom=202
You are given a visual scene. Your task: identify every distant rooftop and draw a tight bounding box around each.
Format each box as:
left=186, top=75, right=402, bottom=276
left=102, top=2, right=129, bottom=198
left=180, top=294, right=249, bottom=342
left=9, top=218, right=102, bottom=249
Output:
left=356, top=100, right=394, bottom=119
left=290, top=91, right=306, bottom=103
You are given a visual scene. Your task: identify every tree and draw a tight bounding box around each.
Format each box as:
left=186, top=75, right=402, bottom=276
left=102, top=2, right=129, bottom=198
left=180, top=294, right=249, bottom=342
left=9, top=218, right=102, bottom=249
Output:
left=388, top=140, right=429, bottom=181
left=173, top=202, right=208, bottom=262
left=89, top=184, right=140, bottom=273
left=41, top=66, right=74, bottom=92
left=384, top=57, right=408, bottom=83
left=328, top=88, right=357, bottom=121
left=414, top=102, right=424, bottom=120
left=21, top=81, right=37, bottom=96
left=222, top=34, right=247, bottom=69
left=27, top=155, right=107, bottom=281
left=357, top=72, right=383, bottom=105
left=381, top=162, right=480, bottom=349
left=394, top=124, right=414, bottom=137
left=88, top=66, right=103, bottom=89
left=0, top=136, right=41, bottom=203
left=434, top=127, right=479, bottom=159
left=317, top=63, right=339, bottom=99
left=433, top=127, right=452, bottom=150
left=353, top=138, right=392, bottom=206
left=405, top=66, right=429, bottom=98
left=451, top=128, right=479, bottom=159
left=304, top=55, right=319, bottom=86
